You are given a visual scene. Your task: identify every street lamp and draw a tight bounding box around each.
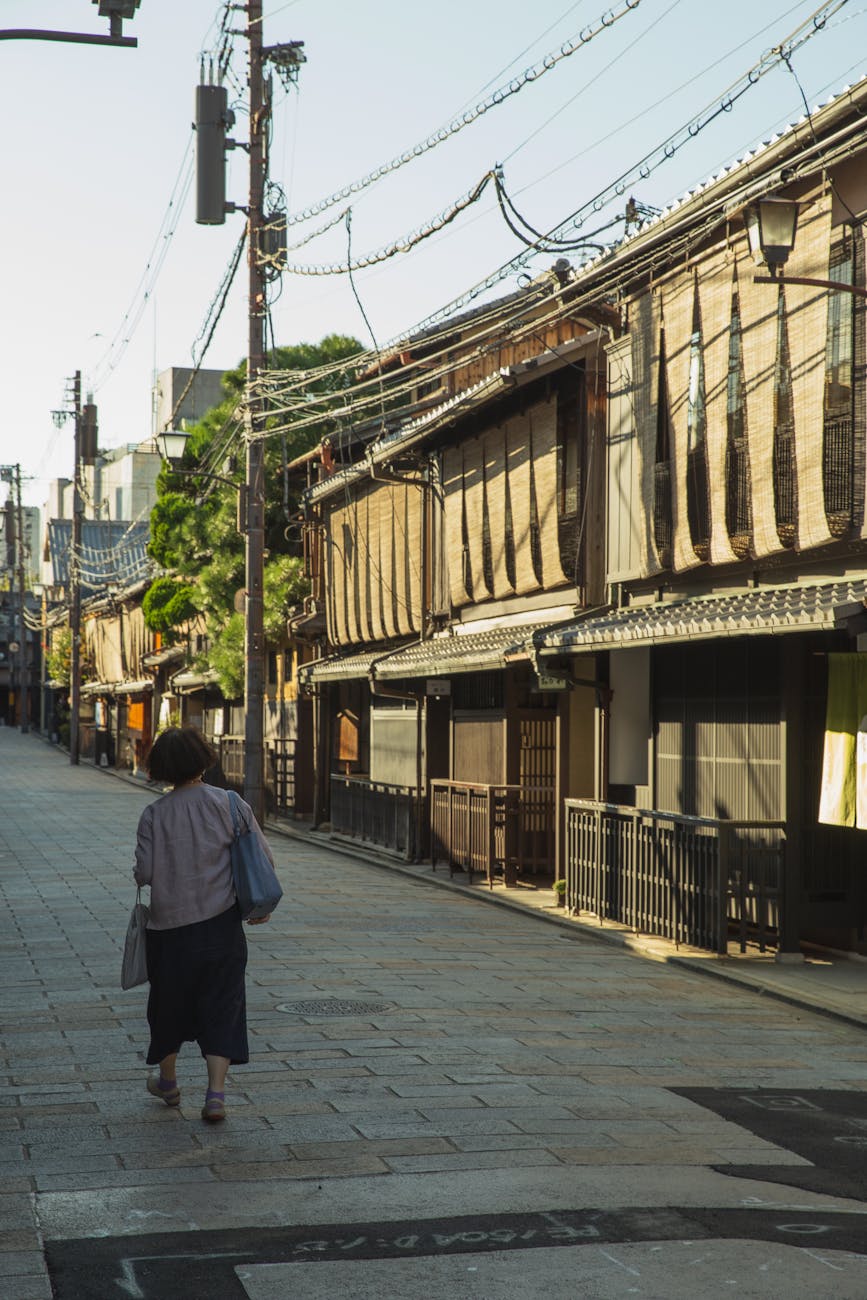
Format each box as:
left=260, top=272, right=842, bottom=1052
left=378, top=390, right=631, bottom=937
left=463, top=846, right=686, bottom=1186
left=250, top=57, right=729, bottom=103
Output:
left=155, top=430, right=191, bottom=462
left=745, top=198, right=800, bottom=276
left=748, top=194, right=867, bottom=299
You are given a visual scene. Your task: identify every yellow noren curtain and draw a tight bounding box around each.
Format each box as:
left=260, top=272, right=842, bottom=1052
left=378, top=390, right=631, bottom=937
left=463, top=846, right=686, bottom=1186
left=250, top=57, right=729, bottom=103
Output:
left=819, top=652, right=867, bottom=828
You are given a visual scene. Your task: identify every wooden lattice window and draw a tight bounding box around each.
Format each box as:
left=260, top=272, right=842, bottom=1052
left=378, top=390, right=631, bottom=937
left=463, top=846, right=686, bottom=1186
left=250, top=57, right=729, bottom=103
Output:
left=773, top=286, right=797, bottom=547
left=724, top=284, right=753, bottom=557
left=654, top=327, right=674, bottom=567
left=823, top=235, right=855, bottom=537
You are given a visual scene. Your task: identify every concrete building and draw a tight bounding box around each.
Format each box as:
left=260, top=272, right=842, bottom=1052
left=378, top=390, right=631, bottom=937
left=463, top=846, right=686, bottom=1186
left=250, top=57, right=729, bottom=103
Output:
left=153, top=366, right=225, bottom=435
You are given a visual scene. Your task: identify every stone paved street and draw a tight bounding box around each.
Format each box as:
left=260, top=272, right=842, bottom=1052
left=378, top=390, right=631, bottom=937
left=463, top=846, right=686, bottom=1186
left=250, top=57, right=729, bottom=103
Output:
left=1, top=728, right=867, bottom=1297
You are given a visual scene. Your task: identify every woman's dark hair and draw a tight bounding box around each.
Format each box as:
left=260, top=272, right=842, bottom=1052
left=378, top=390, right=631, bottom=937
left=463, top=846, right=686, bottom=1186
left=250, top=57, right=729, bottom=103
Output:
left=146, top=726, right=216, bottom=786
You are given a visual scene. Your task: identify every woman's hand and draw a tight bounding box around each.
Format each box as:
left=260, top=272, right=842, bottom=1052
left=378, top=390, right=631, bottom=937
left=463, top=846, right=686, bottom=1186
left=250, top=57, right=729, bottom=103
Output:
left=246, top=915, right=271, bottom=926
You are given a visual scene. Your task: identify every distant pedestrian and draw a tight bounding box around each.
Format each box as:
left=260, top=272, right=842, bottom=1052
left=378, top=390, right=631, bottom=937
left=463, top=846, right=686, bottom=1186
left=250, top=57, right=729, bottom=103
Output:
left=133, top=725, right=274, bottom=1122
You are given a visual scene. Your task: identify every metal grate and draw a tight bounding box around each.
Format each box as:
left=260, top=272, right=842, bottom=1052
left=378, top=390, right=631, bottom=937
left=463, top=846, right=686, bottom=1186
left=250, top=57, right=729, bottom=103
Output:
left=275, top=999, right=393, bottom=1016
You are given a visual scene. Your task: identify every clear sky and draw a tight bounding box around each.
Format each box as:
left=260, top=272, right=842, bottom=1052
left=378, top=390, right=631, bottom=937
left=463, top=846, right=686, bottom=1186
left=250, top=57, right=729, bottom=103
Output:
left=1, top=0, right=864, bottom=510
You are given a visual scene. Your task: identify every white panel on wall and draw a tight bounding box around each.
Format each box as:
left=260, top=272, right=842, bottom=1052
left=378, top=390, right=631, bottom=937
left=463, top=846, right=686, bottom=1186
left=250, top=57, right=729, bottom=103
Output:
left=609, top=647, right=651, bottom=787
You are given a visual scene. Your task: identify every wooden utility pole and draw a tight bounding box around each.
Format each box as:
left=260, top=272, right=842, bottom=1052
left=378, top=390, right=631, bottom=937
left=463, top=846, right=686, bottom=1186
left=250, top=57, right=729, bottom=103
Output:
left=244, top=0, right=267, bottom=823
left=13, top=465, right=28, bottom=733
left=69, top=371, right=82, bottom=765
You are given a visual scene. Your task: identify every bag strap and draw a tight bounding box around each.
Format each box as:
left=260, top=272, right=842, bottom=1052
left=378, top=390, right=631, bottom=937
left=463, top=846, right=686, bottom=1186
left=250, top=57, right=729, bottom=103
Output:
left=226, top=789, right=243, bottom=839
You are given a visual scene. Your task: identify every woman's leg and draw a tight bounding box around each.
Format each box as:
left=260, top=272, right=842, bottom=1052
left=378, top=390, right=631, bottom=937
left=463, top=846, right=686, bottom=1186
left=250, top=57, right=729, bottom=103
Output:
left=159, top=1052, right=178, bottom=1083
left=202, top=1053, right=230, bottom=1123
left=146, top=1050, right=181, bottom=1106
left=205, top=1054, right=230, bottom=1092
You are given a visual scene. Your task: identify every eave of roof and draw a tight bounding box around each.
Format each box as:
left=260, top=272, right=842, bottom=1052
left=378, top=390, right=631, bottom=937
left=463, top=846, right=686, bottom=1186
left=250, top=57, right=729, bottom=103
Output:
left=306, top=330, right=604, bottom=506
left=531, top=578, right=867, bottom=654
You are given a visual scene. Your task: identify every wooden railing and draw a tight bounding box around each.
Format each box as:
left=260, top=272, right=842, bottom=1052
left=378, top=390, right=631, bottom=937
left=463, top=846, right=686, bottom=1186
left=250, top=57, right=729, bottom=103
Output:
left=330, top=775, right=424, bottom=861
left=565, top=799, right=785, bottom=954
left=430, top=780, right=555, bottom=887
left=219, top=736, right=297, bottom=817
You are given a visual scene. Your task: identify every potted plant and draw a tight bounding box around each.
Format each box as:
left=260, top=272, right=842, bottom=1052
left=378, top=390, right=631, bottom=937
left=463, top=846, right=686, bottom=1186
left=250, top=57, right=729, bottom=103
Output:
left=552, top=878, right=567, bottom=908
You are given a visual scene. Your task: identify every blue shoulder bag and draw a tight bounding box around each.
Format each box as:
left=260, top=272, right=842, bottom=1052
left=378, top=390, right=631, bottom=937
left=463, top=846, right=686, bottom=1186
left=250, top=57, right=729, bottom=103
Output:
left=226, top=790, right=283, bottom=920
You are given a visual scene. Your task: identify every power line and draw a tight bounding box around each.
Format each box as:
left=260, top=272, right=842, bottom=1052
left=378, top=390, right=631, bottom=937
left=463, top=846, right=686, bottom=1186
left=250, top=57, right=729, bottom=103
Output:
left=280, top=0, right=644, bottom=231
left=282, top=172, right=498, bottom=276
left=90, top=134, right=196, bottom=392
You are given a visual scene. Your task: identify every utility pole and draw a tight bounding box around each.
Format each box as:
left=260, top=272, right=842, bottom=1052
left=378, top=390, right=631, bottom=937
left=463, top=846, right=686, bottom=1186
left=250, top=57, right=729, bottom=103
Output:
left=244, top=0, right=267, bottom=824
left=13, top=466, right=28, bottom=733
left=69, top=372, right=83, bottom=765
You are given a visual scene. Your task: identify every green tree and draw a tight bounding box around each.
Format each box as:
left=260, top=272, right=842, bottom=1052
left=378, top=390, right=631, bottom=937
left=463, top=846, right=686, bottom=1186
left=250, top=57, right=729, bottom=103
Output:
left=46, top=626, right=71, bottom=687
left=145, top=334, right=361, bottom=696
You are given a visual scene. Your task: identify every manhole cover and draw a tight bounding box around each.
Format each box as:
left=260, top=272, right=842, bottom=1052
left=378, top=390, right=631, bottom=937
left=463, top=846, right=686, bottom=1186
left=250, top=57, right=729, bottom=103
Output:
left=275, top=999, right=393, bottom=1016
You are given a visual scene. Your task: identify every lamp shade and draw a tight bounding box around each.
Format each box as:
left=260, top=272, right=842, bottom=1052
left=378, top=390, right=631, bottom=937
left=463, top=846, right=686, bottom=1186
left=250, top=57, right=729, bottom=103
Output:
left=156, top=430, right=190, bottom=463
left=745, top=198, right=799, bottom=271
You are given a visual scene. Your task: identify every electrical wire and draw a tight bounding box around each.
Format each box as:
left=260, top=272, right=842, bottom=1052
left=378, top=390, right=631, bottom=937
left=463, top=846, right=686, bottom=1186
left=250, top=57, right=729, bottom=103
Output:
left=501, top=0, right=684, bottom=166
left=159, top=231, right=247, bottom=435
left=90, top=134, right=196, bottom=392
left=383, top=0, right=852, bottom=341
left=280, top=0, right=644, bottom=231
left=282, top=172, right=497, bottom=276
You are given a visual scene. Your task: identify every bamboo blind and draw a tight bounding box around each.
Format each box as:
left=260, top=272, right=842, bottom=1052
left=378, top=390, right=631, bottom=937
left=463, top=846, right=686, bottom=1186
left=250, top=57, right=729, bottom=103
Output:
left=326, top=502, right=347, bottom=647
left=86, top=608, right=153, bottom=684
left=531, top=397, right=569, bottom=588
left=662, top=269, right=703, bottom=571
left=630, top=290, right=663, bottom=577
left=441, top=396, right=571, bottom=610
left=443, top=447, right=469, bottom=609
left=788, top=191, right=833, bottom=550
left=368, top=488, right=385, bottom=644
left=699, top=248, right=739, bottom=565
left=485, top=429, right=512, bottom=597
left=737, top=233, right=786, bottom=558
left=506, top=413, right=538, bottom=595
left=463, top=436, right=488, bottom=598
left=326, top=482, right=424, bottom=647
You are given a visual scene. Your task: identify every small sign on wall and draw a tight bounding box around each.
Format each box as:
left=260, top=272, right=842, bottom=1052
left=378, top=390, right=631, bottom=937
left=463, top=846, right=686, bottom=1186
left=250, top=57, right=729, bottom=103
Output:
left=337, top=708, right=359, bottom=773
left=535, top=670, right=569, bottom=692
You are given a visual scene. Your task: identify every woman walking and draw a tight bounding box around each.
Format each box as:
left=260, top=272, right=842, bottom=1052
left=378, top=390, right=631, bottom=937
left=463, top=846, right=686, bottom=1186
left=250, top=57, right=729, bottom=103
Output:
left=133, top=726, right=274, bottom=1122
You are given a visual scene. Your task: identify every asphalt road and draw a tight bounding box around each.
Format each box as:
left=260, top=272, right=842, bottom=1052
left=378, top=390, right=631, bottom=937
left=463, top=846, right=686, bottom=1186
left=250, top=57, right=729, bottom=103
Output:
left=1, top=729, right=866, bottom=1298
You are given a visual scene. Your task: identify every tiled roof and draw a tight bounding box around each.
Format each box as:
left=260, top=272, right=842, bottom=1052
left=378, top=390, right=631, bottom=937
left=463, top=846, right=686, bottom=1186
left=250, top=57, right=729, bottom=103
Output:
left=47, top=519, right=151, bottom=595
left=299, top=650, right=389, bottom=684
left=534, top=579, right=867, bottom=654
left=374, top=623, right=541, bottom=679
left=302, top=622, right=549, bottom=684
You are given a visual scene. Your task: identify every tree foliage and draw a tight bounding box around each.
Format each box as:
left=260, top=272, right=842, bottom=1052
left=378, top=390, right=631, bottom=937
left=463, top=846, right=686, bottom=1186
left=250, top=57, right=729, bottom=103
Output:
left=144, top=335, right=361, bottom=696
left=46, top=626, right=71, bottom=687
left=141, top=575, right=197, bottom=640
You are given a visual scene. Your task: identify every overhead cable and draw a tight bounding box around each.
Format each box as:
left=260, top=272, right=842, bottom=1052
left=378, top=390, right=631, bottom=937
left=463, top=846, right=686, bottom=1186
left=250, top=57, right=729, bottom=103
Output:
left=282, top=172, right=497, bottom=275
left=281, top=0, right=644, bottom=230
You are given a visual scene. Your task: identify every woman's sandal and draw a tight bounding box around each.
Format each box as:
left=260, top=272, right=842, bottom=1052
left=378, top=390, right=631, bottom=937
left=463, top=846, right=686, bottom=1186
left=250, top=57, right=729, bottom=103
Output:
left=146, top=1076, right=181, bottom=1107
left=201, top=1095, right=226, bottom=1123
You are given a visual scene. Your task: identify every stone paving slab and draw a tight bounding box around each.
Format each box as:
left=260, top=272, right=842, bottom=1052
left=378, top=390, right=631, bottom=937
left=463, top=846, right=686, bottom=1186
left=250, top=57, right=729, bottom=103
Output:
left=3, top=732, right=867, bottom=1297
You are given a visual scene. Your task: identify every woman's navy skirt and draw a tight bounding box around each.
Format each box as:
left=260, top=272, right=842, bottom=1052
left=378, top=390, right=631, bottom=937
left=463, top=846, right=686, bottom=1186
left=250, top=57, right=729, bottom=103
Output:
left=145, top=903, right=249, bottom=1064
